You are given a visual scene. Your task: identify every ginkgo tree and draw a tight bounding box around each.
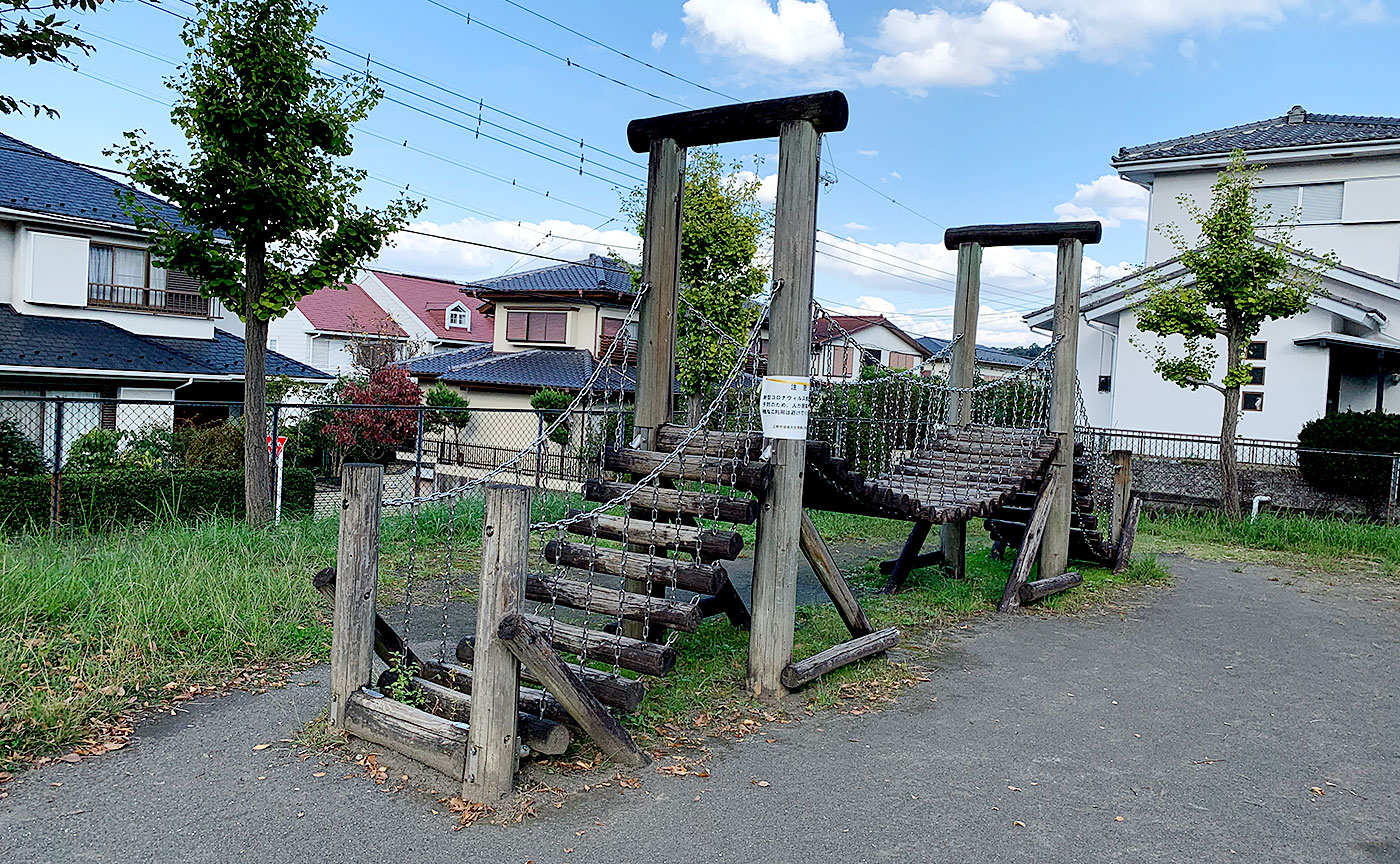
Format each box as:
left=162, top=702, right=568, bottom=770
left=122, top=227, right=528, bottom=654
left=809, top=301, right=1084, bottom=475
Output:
left=1132, top=152, right=1335, bottom=517
left=1, top=0, right=110, bottom=117
left=112, top=0, right=421, bottom=525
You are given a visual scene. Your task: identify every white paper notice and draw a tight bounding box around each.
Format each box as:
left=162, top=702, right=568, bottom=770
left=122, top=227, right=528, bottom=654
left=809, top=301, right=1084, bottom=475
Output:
left=760, top=376, right=811, bottom=440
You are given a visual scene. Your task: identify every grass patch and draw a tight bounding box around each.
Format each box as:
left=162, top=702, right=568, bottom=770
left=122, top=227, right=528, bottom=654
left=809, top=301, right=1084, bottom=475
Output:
left=1139, top=510, right=1400, bottom=576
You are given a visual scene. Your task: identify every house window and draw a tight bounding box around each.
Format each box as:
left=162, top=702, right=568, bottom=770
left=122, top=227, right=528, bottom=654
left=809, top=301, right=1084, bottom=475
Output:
left=1255, top=183, right=1344, bottom=224
left=1242, top=392, right=1264, bottom=412
left=268, top=338, right=279, bottom=353
left=1246, top=341, right=1267, bottom=360
left=505, top=310, right=567, bottom=343
left=311, top=338, right=330, bottom=368
left=598, top=316, right=638, bottom=361
left=828, top=345, right=855, bottom=376
left=87, top=243, right=208, bottom=316
left=1098, top=374, right=1112, bottom=393
left=888, top=351, right=920, bottom=371
left=445, top=303, right=471, bottom=330
left=1248, top=366, right=1265, bottom=386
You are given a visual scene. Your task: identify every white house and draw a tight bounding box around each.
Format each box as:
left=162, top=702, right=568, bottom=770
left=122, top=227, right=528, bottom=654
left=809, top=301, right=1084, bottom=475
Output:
left=1029, top=107, right=1400, bottom=441
left=0, top=131, right=328, bottom=455
left=267, top=269, right=492, bottom=376
left=810, top=314, right=931, bottom=380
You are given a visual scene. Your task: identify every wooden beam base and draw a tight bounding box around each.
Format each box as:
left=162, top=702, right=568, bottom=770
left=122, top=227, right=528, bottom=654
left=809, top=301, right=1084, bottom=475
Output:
left=780, top=627, right=900, bottom=690
left=498, top=614, right=649, bottom=767
left=1019, top=571, right=1083, bottom=604
left=799, top=511, right=873, bottom=637
left=877, top=549, right=943, bottom=576
left=1111, top=495, right=1142, bottom=575
left=342, top=688, right=468, bottom=780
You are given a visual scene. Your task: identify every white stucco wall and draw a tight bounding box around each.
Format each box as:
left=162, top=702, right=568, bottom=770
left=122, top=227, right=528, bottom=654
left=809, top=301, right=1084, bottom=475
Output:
left=1142, top=155, right=1400, bottom=279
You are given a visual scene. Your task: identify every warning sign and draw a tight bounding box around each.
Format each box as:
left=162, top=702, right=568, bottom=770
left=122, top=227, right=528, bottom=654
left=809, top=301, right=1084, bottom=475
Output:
left=760, top=376, right=811, bottom=440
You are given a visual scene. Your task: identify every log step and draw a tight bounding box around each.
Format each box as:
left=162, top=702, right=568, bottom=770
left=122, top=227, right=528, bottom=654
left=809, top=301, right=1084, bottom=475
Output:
left=604, top=447, right=771, bottom=492
left=563, top=509, right=743, bottom=560
left=583, top=478, right=759, bottom=524
left=655, top=424, right=765, bottom=459
left=519, top=613, right=676, bottom=676
left=525, top=573, right=702, bottom=632
left=780, top=627, right=900, bottom=689
left=544, top=539, right=728, bottom=595
left=453, top=639, right=644, bottom=712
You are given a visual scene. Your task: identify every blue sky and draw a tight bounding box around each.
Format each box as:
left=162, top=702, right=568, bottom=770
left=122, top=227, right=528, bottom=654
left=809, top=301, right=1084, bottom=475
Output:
left=5, top=0, right=1398, bottom=344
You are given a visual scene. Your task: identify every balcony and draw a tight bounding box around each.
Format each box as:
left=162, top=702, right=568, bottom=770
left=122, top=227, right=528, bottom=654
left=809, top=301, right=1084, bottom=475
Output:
left=87, top=270, right=209, bottom=317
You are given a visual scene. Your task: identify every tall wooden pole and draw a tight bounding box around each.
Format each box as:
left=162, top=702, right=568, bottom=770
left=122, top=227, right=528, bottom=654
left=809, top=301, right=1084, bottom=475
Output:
left=1038, top=238, right=1084, bottom=581
left=939, top=241, right=982, bottom=579
left=749, top=118, right=820, bottom=699
left=634, top=137, right=685, bottom=440
left=464, top=483, right=532, bottom=804
left=329, top=463, right=383, bottom=730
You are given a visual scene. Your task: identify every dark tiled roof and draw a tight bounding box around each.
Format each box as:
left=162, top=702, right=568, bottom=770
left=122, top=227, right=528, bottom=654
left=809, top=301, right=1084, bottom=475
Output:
left=0, top=131, right=200, bottom=232
left=469, top=255, right=634, bottom=297
left=149, top=330, right=332, bottom=379
left=1114, top=107, right=1400, bottom=166
left=916, top=336, right=1032, bottom=368
left=0, top=305, right=329, bottom=379
left=436, top=348, right=637, bottom=392
left=399, top=344, right=495, bottom=377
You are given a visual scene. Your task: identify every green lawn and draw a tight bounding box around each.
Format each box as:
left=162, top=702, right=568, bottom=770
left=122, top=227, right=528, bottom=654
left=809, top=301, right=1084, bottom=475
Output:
left=1138, top=510, right=1400, bottom=576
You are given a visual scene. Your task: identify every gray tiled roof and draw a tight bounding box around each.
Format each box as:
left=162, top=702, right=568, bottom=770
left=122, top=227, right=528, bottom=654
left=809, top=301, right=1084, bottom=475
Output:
left=0, top=131, right=200, bottom=232
left=1113, top=107, right=1400, bottom=166
left=469, top=255, right=634, bottom=296
left=399, top=344, right=495, bottom=377
left=916, top=336, right=1032, bottom=368
left=439, top=348, right=637, bottom=392
left=0, top=305, right=330, bottom=379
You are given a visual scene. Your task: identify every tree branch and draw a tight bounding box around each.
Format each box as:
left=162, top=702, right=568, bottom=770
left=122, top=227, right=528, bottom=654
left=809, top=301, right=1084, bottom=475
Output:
left=1186, top=377, right=1225, bottom=394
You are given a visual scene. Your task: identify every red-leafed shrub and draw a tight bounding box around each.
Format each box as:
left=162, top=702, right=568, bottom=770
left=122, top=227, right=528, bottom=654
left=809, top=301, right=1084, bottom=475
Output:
left=322, top=366, right=423, bottom=467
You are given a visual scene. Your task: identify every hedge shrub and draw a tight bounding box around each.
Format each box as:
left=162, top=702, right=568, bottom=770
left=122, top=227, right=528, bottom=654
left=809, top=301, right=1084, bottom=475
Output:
left=0, top=419, right=46, bottom=476
left=0, top=467, right=315, bottom=530
left=1297, top=410, right=1400, bottom=496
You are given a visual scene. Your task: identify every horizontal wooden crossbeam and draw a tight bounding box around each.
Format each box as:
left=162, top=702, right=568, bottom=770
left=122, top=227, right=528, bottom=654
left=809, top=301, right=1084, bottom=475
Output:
left=626, top=90, right=849, bottom=153
left=943, top=221, right=1102, bottom=249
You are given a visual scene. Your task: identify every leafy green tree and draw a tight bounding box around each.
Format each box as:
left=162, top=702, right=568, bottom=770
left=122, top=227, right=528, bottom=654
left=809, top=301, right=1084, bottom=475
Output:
left=111, top=0, right=422, bottom=524
left=1, top=0, right=110, bottom=117
left=1131, top=152, right=1335, bottom=517
left=0, top=418, right=46, bottom=474
left=530, top=389, right=572, bottom=448
left=623, top=148, right=771, bottom=410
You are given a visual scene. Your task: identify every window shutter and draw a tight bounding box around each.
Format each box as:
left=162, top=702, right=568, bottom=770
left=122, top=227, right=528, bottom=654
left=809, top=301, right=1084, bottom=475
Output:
left=506, top=311, right=527, bottom=340
left=544, top=312, right=567, bottom=343
left=601, top=317, right=622, bottom=339
left=1254, top=185, right=1297, bottom=222
left=1300, top=183, right=1344, bottom=222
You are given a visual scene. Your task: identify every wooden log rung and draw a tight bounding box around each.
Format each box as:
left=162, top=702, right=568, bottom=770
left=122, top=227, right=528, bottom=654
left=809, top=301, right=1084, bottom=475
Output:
left=780, top=627, right=900, bottom=690
left=525, top=573, right=702, bottom=632
left=448, top=644, right=644, bottom=714
left=544, top=539, right=727, bottom=595
left=521, top=613, right=676, bottom=677
left=563, top=510, right=743, bottom=560
left=342, top=688, right=468, bottom=780
left=583, top=479, right=759, bottom=524
left=400, top=674, right=572, bottom=756
left=603, top=447, right=771, bottom=492
left=1019, top=571, right=1083, bottom=603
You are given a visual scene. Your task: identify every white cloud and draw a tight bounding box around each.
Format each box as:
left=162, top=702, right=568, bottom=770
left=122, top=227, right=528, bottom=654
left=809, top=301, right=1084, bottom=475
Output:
left=889, top=171, right=902, bottom=181
left=864, top=1, right=1073, bottom=91
left=843, top=221, right=873, bottom=231
left=1178, top=37, right=1197, bottom=60
left=857, top=149, right=879, bottom=157
left=682, top=0, right=845, bottom=66
left=374, top=218, right=641, bottom=282
left=651, top=30, right=669, bottom=51
left=1053, top=174, right=1149, bottom=228
left=1345, top=0, right=1389, bottom=21
left=731, top=169, right=779, bottom=205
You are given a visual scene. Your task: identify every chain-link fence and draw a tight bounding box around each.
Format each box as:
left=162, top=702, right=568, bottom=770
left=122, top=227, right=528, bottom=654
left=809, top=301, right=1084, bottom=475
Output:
left=0, top=395, right=602, bottom=531
left=1080, top=426, right=1400, bottom=521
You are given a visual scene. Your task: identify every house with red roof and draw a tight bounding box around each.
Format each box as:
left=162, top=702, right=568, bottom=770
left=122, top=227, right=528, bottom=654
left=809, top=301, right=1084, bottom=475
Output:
left=267, top=270, right=492, bottom=376
left=809, top=313, right=932, bottom=380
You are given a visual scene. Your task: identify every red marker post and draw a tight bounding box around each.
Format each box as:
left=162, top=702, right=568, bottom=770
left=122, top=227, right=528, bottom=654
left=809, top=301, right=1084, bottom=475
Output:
left=267, top=434, right=288, bottom=523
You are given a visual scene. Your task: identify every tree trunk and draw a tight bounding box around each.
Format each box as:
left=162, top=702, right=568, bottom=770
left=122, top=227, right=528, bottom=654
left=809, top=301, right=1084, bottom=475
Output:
left=1220, top=328, right=1243, bottom=520
left=243, top=240, right=273, bottom=527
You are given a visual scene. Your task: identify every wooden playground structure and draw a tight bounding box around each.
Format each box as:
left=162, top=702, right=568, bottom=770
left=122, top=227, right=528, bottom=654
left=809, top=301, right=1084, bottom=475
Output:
left=321, top=90, right=1142, bottom=807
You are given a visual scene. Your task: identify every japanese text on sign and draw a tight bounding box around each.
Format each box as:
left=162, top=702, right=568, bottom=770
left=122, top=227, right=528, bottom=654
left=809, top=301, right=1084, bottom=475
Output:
left=760, top=376, right=811, bottom=440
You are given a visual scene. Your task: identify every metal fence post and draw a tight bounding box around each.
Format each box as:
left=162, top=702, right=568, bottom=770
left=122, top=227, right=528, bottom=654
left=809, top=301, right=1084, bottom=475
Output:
left=49, top=397, right=64, bottom=535
left=1389, top=454, right=1399, bottom=526
left=270, top=404, right=282, bottom=523
left=535, top=412, right=545, bottom=491
left=414, top=407, right=425, bottom=499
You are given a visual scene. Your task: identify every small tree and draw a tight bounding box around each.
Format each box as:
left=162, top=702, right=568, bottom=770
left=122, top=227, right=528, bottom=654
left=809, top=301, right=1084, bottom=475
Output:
left=1, top=1, right=110, bottom=117
left=0, top=418, right=46, bottom=475
left=424, top=382, right=471, bottom=458
left=111, top=0, right=422, bottom=525
left=1131, top=152, right=1335, bottom=517
left=321, top=366, right=422, bottom=470
left=530, top=389, right=573, bottom=448
left=622, top=148, right=771, bottom=412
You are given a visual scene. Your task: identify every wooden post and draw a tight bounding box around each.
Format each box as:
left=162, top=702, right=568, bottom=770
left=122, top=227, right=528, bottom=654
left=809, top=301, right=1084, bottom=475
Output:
left=799, top=511, right=873, bottom=637
left=939, top=242, right=982, bottom=580
left=464, top=483, right=532, bottom=805
left=1110, top=448, right=1133, bottom=546
left=1000, top=472, right=1057, bottom=612
left=633, top=137, right=685, bottom=438
left=749, top=118, right=820, bottom=699
left=329, top=463, right=383, bottom=730
left=1038, top=238, right=1084, bottom=582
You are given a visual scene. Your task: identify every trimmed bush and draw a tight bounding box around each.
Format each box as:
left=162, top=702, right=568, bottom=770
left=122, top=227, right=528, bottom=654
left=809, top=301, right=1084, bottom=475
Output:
left=0, top=468, right=315, bottom=530
left=185, top=421, right=244, bottom=469
left=0, top=419, right=46, bottom=476
left=531, top=388, right=573, bottom=447
left=1297, top=410, right=1400, bottom=496
left=64, top=428, right=127, bottom=473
